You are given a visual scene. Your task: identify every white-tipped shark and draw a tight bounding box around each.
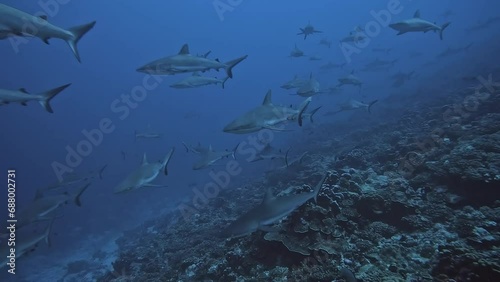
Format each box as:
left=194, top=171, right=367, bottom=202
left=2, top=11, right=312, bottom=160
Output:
left=0, top=83, right=71, bottom=113
left=137, top=44, right=248, bottom=79
left=389, top=10, right=451, bottom=40
left=0, top=3, right=96, bottom=62
left=222, top=173, right=329, bottom=238
left=223, top=90, right=312, bottom=134
left=113, top=148, right=175, bottom=194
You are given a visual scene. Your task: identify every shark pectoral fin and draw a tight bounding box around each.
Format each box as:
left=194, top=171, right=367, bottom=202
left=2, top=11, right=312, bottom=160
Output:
left=396, top=31, right=406, bottom=35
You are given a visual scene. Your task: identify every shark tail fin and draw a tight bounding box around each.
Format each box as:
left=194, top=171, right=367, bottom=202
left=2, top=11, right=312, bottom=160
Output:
left=38, top=83, right=71, bottom=113
left=182, top=142, right=190, bottom=153
left=44, top=218, right=56, bottom=247
left=297, top=97, right=312, bottom=126
left=284, top=147, right=292, bottom=167
left=439, top=22, right=451, bottom=40
left=67, top=21, right=96, bottom=63
left=231, top=143, right=240, bottom=160
left=224, top=55, right=248, bottom=78
left=162, top=147, right=175, bottom=175
left=73, top=183, right=90, bottom=207
left=308, top=106, right=322, bottom=123
left=98, top=164, right=107, bottom=180
left=222, top=76, right=229, bottom=89
left=313, top=173, right=329, bottom=203
left=368, top=100, right=378, bottom=114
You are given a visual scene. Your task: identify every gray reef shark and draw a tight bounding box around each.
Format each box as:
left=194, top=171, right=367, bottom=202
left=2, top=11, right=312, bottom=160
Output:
left=362, top=58, right=398, bottom=71
left=170, top=72, right=229, bottom=89
left=137, top=44, right=248, bottom=78
left=182, top=142, right=210, bottom=154
left=135, top=130, right=162, bottom=141
left=320, top=61, right=346, bottom=71
left=113, top=148, right=175, bottom=194
left=319, top=38, right=332, bottom=48
left=37, top=165, right=106, bottom=197
left=392, top=71, right=415, bottom=87
left=0, top=3, right=95, bottom=62
left=465, top=16, right=500, bottom=32
left=249, top=142, right=286, bottom=163
left=223, top=90, right=312, bottom=134
left=289, top=44, right=305, bottom=58
left=337, top=71, right=363, bottom=91
left=188, top=144, right=239, bottom=170
left=295, top=73, right=321, bottom=97
left=389, top=10, right=451, bottom=40
left=0, top=83, right=71, bottom=113
left=222, top=173, right=329, bottom=238
left=297, top=21, right=322, bottom=39
left=280, top=75, right=306, bottom=90
left=308, top=55, right=322, bottom=61
left=18, top=183, right=89, bottom=230
left=436, top=43, right=473, bottom=58
left=0, top=220, right=55, bottom=269
left=326, top=99, right=378, bottom=115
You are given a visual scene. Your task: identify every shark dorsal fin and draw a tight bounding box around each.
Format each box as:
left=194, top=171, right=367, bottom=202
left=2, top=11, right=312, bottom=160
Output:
left=192, top=72, right=201, bottom=76
left=414, top=10, right=420, bottom=18
left=263, top=188, right=274, bottom=204
left=142, top=153, right=148, bottom=165
left=309, top=72, right=313, bottom=79
left=19, top=88, right=29, bottom=94
left=179, top=44, right=190, bottom=55
left=262, top=90, right=272, bottom=105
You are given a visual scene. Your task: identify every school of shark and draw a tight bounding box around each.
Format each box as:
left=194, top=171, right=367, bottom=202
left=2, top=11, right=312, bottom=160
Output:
left=1, top=1, right=500, bottom=281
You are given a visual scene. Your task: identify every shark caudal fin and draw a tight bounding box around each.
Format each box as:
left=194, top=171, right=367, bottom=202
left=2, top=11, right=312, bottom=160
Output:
left=224, top=55, right=248, bottom=78
left=67, top=21, right=96, bottom=63
left=313, top=173, right=329, bottom=203
left=73, top=183, right=91, bottom=207
left=308, top=106, right=322, bottom=123
left=162, top=147, right=175, bottom=175
left=38, top=83, right=71, bottom=113
left=367, top=100, right=378, bottom=113
left=297, top=97, right=312, bottom=126
left=439, top=22, right=451, bottom=40
left=98, top=164, right=108, bottom=180
left=221, top=76, right=229, bottom=89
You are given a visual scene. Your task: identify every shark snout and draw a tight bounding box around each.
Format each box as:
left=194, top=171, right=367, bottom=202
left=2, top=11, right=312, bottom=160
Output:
left=136, top=65, right=149, bottom=73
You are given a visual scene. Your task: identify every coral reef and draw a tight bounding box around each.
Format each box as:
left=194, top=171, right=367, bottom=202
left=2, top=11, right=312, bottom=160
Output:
left=95, top=76, right=500, bottom=281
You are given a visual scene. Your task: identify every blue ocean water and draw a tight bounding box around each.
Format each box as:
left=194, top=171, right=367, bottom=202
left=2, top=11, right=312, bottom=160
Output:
left=0, top=0, right=499, bottom=281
